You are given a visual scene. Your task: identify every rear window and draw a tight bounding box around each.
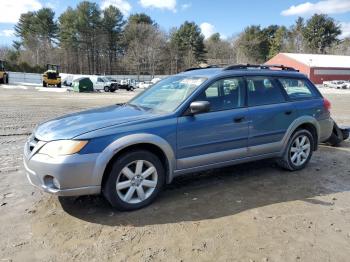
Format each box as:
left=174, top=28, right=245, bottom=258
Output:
left=278, top=78, right=317, bottom=99
left=247, top=77, right=286, bottom=106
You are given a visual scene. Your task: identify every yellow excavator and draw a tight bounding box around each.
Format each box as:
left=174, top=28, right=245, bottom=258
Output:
left=42, top=64, right=61, bottom=87
left=0, top=60, right=9, bottom=84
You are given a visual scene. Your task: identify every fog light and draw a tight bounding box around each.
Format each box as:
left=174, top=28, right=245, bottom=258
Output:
left=52, top=178, right=61, bottom=189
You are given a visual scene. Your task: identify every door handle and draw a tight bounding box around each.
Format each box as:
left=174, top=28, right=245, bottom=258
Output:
left=285, top=110, right=293, bottom=115
left=233, top=116, right=245, bottom=123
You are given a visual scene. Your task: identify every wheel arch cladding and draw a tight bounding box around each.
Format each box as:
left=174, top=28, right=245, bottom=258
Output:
left=282, top=116, right=320, bottom=154
left=101, top=143, right=170, bottom=189
left=295, top=122, right=318, bottom=151
left=92, top=133, right=175, bottom=189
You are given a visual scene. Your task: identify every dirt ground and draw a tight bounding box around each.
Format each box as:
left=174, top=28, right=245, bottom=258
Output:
left=0, top=85, right=349, bottom=262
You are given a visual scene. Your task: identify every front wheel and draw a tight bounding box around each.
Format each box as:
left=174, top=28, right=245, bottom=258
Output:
left=277, top=129, right=314, bottom=171
left=104, top=86, right=109, bottom=92
left=103, top=150, right=165, bottom=211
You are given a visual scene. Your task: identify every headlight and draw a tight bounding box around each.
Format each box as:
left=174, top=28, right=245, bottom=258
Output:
left=39, top=140, right=88, bottom=157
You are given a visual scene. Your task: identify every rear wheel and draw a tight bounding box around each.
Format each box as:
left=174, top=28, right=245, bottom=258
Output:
left=277, top=129, right=314, bottom=171
left=103, top=150, right=165, bottom=211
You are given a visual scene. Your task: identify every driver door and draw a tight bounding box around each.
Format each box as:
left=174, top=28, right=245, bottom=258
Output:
left=176, top=77, right=249, bottom=170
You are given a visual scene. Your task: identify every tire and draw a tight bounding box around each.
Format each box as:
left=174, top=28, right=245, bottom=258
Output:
left=130, top=86, right=135, bottom=91
left=277, top=129, right=314, bottom=171
left=43, top=81, right=47, bottom=87
left=104, top=86, right=109, bottom=92
left=57, top=82, right=61, bottom=88
left=103, top=150, right=165, bottom=211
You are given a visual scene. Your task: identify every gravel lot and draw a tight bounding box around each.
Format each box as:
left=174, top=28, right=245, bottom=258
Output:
left=0, top=85, right=349, bottom=262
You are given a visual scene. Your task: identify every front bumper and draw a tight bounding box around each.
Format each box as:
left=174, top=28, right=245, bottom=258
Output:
left=44, top=79, right=61, bottom=85
left=24, top=149, right=101, bottom=196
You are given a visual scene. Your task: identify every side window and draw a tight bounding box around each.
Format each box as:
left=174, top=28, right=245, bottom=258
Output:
left=97, top=77, right=103, bottom=82
left=278, top=78, right=316, bottom=99
left=247, top=77, right=285, bottom=106
left=205, top=81, right=219, bottom=98
left=195, top=78, right=245, bottom=112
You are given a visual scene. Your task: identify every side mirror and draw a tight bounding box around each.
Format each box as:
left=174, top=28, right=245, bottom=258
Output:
left=189, top=101, right=210, bottom=115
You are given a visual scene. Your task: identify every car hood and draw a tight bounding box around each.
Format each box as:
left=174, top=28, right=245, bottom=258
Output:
left=34, top=104, right=155, bottom=141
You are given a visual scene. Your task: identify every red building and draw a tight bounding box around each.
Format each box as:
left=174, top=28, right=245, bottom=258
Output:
left=265, top=53, right=350, bottom=84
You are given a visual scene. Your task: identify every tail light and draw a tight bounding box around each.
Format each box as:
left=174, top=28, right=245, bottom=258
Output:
left=323, top=98, right=331, bottom=111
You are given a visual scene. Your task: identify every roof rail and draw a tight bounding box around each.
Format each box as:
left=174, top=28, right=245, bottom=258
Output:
left=265, top=64, right=299, bottom=71
left=184, top=65, right=220, bottom=72
left=223, top=64, right=298, bottom=72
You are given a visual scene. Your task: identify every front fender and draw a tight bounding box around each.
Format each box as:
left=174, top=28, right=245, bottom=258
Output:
left=91, top=133, right=176, bottom=187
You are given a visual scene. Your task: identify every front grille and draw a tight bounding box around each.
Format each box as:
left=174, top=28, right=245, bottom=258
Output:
left=47, top=72, right=57, bottom=79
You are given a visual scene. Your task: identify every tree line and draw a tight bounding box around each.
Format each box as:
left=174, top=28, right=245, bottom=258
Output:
left=1, top=1, right=349, bottom=76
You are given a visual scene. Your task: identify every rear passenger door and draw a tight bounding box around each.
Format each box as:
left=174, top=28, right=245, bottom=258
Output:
left=247, top=76, right=298, bottom=156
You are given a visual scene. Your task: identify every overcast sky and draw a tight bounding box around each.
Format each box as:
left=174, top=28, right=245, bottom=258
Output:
left=0, top=0, right=350, bottom=46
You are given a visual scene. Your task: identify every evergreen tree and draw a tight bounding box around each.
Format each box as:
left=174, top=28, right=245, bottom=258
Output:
left=171, top=21, right=206, bottom=69
left=101, top=6, right=125, bottom=74
left=303, top=14, right=341, bottom=53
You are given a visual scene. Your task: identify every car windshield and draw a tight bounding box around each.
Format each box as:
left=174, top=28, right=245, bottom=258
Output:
left=128, top=75, right=207, bottom=113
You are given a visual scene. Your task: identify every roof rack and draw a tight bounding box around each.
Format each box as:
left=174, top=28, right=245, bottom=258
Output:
left=184, top=65, right=220, bottom=72
left=223, top=64, right=298, bottom=72
left=265, top=64, right=299, bottom=71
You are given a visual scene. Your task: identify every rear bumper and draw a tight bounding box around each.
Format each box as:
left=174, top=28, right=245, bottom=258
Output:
left=23, top=151, right=101, bottom=196
left=318, top=118, right=334, bottom=142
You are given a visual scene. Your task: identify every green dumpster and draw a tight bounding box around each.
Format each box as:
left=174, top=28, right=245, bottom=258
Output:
left=72, top=77, right=94, bottom=92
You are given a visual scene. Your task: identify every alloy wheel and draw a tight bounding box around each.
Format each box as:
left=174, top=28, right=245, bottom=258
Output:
left=116, top=160, right=158, bottom=204
left=290, top=135, right=311, bottom=166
